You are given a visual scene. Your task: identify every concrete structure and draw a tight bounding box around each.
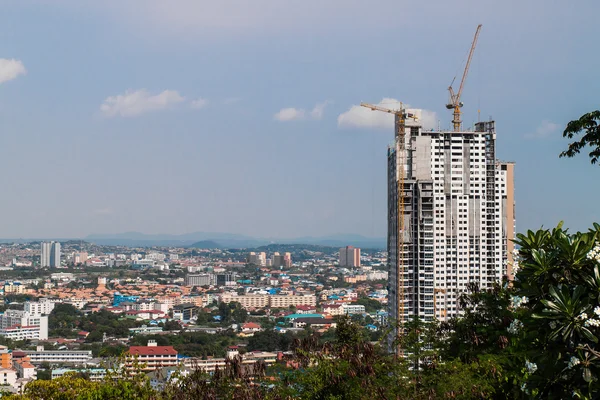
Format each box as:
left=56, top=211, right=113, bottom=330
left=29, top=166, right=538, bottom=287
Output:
left=247, top=252, right=267, bottom=266
left=342, top=304, right=366, bottom=315
left=24, top=301, right=55, bottom=316
left=41, top=241, right=61, bottom=267
left=0, top=310, right=48, bottom=340
left=387, top=119, right=515, bottom=324
left=269, top=294, right=316, bottom=308
left=52, top=368, right=106, bottom=381
left=14, top=357, right=36, bottom=380
left=0, top=368, right=16, bottom=387
left=126, top=340, right=178, bottom=372
left=184, top=273, right=213, bottom=287
left=0, top=346, right=12, bottom=369
left=220, top=294, right=268, bottom=309
left=3, top=282, right=25, bottom=294
left=172, top=304, right=196, bottom=322
left=72, top=252, right=88, bottom=264
left=339, top=246, right=361, bottom=267
left=271, top=253, right=292, bottom=268
left=24, top=347, right=92, bottom=365
left=216, top=273, right=236, bottom=287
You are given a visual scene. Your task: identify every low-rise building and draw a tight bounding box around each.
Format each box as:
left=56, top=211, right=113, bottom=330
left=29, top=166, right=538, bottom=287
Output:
left=220, top=294, right=268, bottom=310
left=52, top=368, right=107, bottom=381
left=126, top=340, right=178, bottom=372
left=269, top=294, right=316, bottom=308
left=14, top=357, right=36, bottom=380
left=342, top=304, right=366, bottom=315
left=0, top=368, right=17, bottom=387
left=23, top=347, right=93, bottom=365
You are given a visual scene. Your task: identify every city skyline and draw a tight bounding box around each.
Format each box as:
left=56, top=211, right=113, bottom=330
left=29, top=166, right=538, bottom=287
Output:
left=0, top=1, right=598, bottom=239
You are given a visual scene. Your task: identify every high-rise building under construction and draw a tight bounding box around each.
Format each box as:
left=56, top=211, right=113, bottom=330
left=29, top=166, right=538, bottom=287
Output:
left=387, top=118, right=515, bottom=324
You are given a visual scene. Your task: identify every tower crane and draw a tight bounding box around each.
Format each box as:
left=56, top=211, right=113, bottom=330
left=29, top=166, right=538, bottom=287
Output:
left=361, top=102, right=417, bottom=355
left=446, top=24, right=482, bottom=131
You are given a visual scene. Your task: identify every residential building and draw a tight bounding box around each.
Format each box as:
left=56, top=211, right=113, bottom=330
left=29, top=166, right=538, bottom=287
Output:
left=247, top=252, right=266, bottom=266
left=240, top=322, right=261, bottom=336
left=386, top=119, right=515, bottom=327
left=52, top=368, right=106, bottom=381
left=342, top=304, right=366, bottom=315
left=24, top=301, right=55, bottom=316
left=184, top=274, right=213, bottom=287
left=72, top=252, right=88, bottom=264
left=271, top=253, right=292, bottom=268
left=41, top=242, right=61, bottom=267
left=0, top=346, right=12, bottom=369
left=269, top=294, right=316, bottom=308
left=322, top=304, right=344, bottom=316
left=339, top=246, right=361, bottom=267
left=3, top=282, right=25, bottom=294
left=220, top=294, right=268, bottom=309
left=0, top=310, right=48, bottom=340
left=126, top=340, right=178, bottom=372
left=0, top=368, right=16, bottom=387
left=14, top=358, right=36, bottom=380
left=23, top=347, right=92, bottom=365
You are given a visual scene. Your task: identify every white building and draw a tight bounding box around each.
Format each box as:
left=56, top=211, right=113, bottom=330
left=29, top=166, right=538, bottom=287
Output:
left=24, top=300, right=55, bottom=316
left=0, top=368, right=16, bottom=387
left=387, top=119, right=515, bottom=325
left=24, top=346, right=92, bottom=365
left=342, top=304, right=366, bottom=315
left=41, top=242, right=61, bottom=267
left=0, top=310, right=48, bottom=340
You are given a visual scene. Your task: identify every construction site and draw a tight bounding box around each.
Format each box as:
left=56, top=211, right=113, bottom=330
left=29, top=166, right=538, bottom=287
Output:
left=361, top=25, right=516, bottom=352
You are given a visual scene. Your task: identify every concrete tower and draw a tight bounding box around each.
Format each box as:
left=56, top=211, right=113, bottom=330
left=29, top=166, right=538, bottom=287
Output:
left=387, top=119, right=515, bottom=325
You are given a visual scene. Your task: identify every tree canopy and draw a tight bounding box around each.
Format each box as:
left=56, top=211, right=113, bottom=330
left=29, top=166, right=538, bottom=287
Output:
left=560, top=110, right=600, bottom=165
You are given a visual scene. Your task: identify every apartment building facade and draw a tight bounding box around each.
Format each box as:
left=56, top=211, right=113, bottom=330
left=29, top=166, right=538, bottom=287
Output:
left=387, top=119, right=515, bottom=325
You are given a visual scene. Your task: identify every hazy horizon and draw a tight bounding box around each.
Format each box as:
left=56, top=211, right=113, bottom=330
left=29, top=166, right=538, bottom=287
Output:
left=0, top=1, right=598, bottom=238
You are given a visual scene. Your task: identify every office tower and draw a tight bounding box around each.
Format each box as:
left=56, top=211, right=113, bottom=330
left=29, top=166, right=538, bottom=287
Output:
left=387, top=119, right=515, bottom=325
left=339, top=246, right=361, bottom=267
left=41, top=242, right=61, bottom=267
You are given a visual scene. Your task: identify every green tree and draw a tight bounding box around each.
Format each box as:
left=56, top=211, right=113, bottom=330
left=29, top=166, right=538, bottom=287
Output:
left=560, top=110, right=600, bottom=165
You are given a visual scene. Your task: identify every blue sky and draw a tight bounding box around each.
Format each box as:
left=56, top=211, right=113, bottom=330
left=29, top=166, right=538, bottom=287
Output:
left=0, top=0, right=598, bottom=239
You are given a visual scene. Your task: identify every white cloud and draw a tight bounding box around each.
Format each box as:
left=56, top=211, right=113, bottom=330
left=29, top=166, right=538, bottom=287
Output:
left=338, top=98, right=438, bottom=130
left=100, top=89, right=184, bottom=118
left=525, top=120, right=560, bottom=139
left=0, top=59, right=26, bottom=84
left=190, top=98, right=208, bottom=109
left=274, top=101, right=332, bottom=122
left=310, top=100, right=333, bottom=120
left=274, top=107, right=306, bottom=121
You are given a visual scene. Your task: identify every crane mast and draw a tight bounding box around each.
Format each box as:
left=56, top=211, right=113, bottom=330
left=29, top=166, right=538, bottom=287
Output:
left=447, top=24, right=482, bottom=131
left=360, top=102, right=417, bottom=355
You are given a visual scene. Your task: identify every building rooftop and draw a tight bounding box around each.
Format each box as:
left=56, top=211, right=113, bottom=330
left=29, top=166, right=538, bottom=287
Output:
left=127, top=346, right=177, bottom=356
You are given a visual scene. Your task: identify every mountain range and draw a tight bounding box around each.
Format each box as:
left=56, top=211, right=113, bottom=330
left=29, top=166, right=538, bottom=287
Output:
left=84, top=231, right=386, bottom=249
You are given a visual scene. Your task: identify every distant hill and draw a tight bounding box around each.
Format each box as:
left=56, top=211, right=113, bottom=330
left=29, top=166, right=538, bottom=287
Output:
left=84, top=231, right=386, bottom=249
left=188, top=240, right=222, bottom=249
